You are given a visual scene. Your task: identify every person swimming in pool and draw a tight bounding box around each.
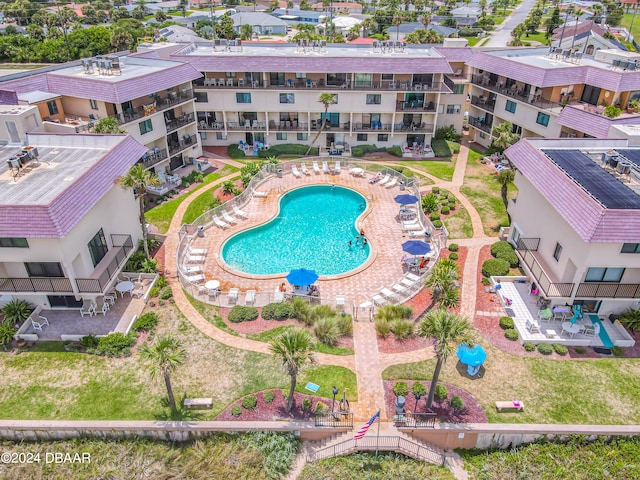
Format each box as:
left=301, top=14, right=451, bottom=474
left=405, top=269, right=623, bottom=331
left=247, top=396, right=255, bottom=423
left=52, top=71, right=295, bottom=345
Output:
left=362, top=238, right=368, bottom=246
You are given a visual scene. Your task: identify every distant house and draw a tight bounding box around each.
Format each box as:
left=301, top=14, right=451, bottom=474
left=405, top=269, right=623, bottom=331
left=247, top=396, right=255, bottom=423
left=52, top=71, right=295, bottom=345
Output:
left=552, top=20, right=626, bottom=54
left=388, top=22, right=457, bottom=41
left=145, top=1, right=181, bottom=13
left=172, top=15, right=212, bottom=29
left=158, top=25, right=208, bottom=42
left=310, top=2, right=363, bottom=14
left=271, top=8, right=327, bottom=25
left=231, top=12, right=288, bottom=35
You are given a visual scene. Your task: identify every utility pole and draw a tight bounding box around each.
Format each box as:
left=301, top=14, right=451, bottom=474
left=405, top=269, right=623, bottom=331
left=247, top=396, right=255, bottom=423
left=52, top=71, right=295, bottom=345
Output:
left=210, top=2, right=217, bottom=50
left=628, top=6, right=637, bottom=42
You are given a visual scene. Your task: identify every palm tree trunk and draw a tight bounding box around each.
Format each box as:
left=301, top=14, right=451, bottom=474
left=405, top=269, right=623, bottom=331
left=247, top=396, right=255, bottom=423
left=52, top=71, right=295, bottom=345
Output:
left=425, top=356, right=444, bottom=409
left=139, top=195, right=150, bottom=258
left=501, top=185, right=511, bottom=224
left=164, top=371, right=177, bottom=411
left=286, top=373, right=297, bottom=413
left=305, top=107, right=329, bottom=155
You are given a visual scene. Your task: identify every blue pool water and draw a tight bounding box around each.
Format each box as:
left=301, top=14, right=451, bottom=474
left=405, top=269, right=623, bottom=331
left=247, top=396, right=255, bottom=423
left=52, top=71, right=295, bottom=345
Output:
left=222, top=185, right=370, bottom=275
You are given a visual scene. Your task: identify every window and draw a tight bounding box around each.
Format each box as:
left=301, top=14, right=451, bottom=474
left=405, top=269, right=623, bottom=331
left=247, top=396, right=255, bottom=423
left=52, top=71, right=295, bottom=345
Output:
left=378, top=134, right=388, bottom=142
left=25, top=262, right=64, bottom=277
left=505, top=100, right=516, bottom=114
left=536, top=112, right=550, bottom=127
left=276, top=133, right=287, bottom=140
left=199, top=131, right=207, bottom=140
left=330, top=94, right=338, bottom=104
left=89, top=99, right=98, bottom=110
left=585, top=267, right=625, bottom=282
left=194, top=92, right=208, bottom=102
left=225, top=72, right=236, bottom=77
left=88, top=228, right=108, bottom=267
left=297, top=133, right=308, bottom=140
left=355, top=73, right=372, bottom=87
left=279, top=93, right=295, bottom=104
left=437, top=104, right=444, bottom=114
left=236, top=93, right=251, bottom=103
left=357, top=133, right=368, bottom=141
left=216, top=132, right=227, bottom=140
left=479, top=132, right=486, bottom=139
left=366, top=94, right=381, bottom=105
left=47, top=100, right=58, bottom=115
left=0, top=237, right=28, bottom=248
left=446, top=104, right=461, bottom=114
left=452, top=83, right=465, bottom=95
left=553, top=242, right=562, bottom=261
left=622, top=243, right=640, bottom=253
left=295, top=72, right=307, bottom=78
left=254, top=132, right=265, bottom=143
left=381, top=73, right=394, bottom=81
left=139, top=119, right=153, bottom=135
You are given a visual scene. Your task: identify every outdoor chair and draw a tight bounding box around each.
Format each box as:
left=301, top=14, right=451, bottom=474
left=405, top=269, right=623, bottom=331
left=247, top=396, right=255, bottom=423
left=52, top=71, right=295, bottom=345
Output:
left=335, top=295, right=346, bottom=310
left=186, top=253, right=205, bottom=263
left=273, top=288, right=284, bottom=303
left=385, top=177, right=398, bottom=189
left=104, top=294, right=116, bottom=306
left=372, top=294, right=388, bottom=306
left=96, top=301, right=110, bottom=316
left=184, top=274, right=205, bottom=284
left=378, top=174, right=391, bottom=186
left=228, top=288, right=239, bottom=305
left=526, top=319, right=540, bottom=334
left=31, top=315, right=49, bottom=331
left=222, top=210, right=237, bottom=225
left=313, top=161, right=321, bottom=174
left=582, top=323, right=599, bottom=337
left=212, top=214, right=230, bottom=229
left=80, top=302, right=96, bottom=317
left=538, top=308, right=553, bottom=322
left=132, top=283, right=145, bottom=299
left=301, top=164, right=311, bottom=175
left=188, top=245, right=207, bottom=255
left=232, top=204, right=248, bottom=218
left=291, top=165, right=302, bottom=178
left=245, top=290, right=256, bottom=305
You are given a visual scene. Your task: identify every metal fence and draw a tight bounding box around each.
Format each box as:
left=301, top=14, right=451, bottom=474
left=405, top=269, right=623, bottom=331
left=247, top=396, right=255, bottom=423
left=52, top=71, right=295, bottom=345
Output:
left=314, top=412, right=354, bottom=428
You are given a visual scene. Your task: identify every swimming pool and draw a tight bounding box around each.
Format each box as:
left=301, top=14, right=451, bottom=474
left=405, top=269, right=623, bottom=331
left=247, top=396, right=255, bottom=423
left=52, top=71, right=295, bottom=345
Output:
left=221, top=185, right=370, bottom=275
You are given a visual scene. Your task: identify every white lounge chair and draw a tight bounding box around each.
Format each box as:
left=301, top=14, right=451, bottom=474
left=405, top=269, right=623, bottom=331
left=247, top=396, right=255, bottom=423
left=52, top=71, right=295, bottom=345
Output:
left=313, top=161, right=321, bottom=174
left=526, top=319, right=540, bottom=333
left=132, top=283, right=145, bottom=299
left=301, top=164, right=311, bottom=175
left=186, top=253, right=205, bottom=263
left=245, top=290, right=256, bottom=305
left=291, top=165, right=302, bottom=178
left=385, top=177, right=398, bottom=189
left=378, top=174, right=391, bottom=186
left=402, top=222, right=424, bottom=232
left=334, top=161, right=341, bottom=174
left=392, top=283, right=409, bottom=295
left=381, top=288, right=400, bottom=300
left=188, top=245, right=207, bottom=255
left=212, top=214, right=229, bottom=229
left=183, top=265, right=203, bottom=275
left=253, top=191, right=268, bottom=198
left=232, top=204, right=248, bottom=218
left=372, top=294, right=388, bottom=306
left=228, top=288, right=239, bottom=305
left=322, top=161, right=330, bottom=173
left=405, top=272, right=421, bottom=282
left=184, top=273, right=205, bottom=284
left=335, top=295, right=346, bottom=310
left=221, top=210, right=237, bottom=224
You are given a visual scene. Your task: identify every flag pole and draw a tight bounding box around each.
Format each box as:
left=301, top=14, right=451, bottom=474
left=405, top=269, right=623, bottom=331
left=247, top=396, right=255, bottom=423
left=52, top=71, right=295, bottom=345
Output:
left=375, top=411, right=381, bottom=457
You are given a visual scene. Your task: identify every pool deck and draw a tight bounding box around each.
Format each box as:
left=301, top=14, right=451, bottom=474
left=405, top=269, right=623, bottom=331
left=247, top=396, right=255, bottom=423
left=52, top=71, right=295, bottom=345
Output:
left=187, top=168, right=441, bottom=307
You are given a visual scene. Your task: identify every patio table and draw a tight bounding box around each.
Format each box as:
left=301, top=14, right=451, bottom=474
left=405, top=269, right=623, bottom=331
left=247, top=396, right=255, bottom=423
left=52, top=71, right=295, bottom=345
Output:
left=115, top=281, right=134, bottom=298
left=562, top=321, right=582, bottom=338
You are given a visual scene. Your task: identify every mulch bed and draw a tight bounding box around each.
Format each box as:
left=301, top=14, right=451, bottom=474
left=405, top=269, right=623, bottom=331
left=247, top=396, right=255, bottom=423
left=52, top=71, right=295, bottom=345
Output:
left=377, top=335, right=428, bottom=354
left=215, top=390, right=331, bottom=421
left=383, top=380, right=488, bottom=424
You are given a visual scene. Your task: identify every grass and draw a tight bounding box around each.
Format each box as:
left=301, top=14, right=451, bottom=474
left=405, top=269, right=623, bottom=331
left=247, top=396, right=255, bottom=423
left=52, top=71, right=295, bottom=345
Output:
left=381, top=341, right=640, bottom=424
left=465, top=36, right=485, bottom=47
left=443, top=203, right=473, bottom=239
left=461, top=436, right=640, bottom=479
left=395, top=158, right=456, bottom=181
left=145, top=165, right=238, bottom=234
left=522, top=30, right=550, bottom=45
left=247, top=325, right=354, bottom=355
left=621, top=13, right=640, bottom=50
left=460, top=148, right=515, bottom=236
left=182, top=174, right=240, bottom=225
left=299, top=452, right=455, bottom=480
left=186, top=293, right=237, bottom=335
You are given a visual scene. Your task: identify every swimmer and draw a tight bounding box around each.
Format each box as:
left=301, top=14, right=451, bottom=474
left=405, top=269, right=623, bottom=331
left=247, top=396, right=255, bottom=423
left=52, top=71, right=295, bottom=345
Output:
left=360, top=229, right=365, bottom=237
left=362, top=238, right=368, bottom=246
left=348, top=240, right=352, bottom=247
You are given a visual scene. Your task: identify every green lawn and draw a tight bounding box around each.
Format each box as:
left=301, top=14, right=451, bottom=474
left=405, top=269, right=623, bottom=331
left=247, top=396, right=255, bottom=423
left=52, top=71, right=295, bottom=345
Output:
left=621, top=13, right=640, bottom=49
left=465, top=36, right=485, bottom=47
left=522, top=31, right=550, bottom=45
left=248, top=325, right=354, bottom=355
left=460, top=149, right=515, bottom=236
left=145, top=165, right=238, bottom=234
left=443, top=203, right=473, bottom=239
left=396, top=158, right=456, bottom=182
left=182, top=174, right=240, bottom=225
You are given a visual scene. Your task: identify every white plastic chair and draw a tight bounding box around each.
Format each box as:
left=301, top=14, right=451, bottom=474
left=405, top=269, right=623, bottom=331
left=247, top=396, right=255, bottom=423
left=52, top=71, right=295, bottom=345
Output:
left=334, top=161, right=341, bottom=174
left=212, top=214, right=229, bottom=229
left=31, top=315, right=49, bottom=331
left=232, top=204, right=248, bottom=218
left=313, top=161, right=321, bottom=174
left=228, top=288, right=239, bottom=305
left=385, top=177, right=398, bottom=189
left=80, top=302, right=95, bottom=317
left=378, top=174, right=391, bottom=186
left=291, top=165, right=302, bottom=178
left=132, top=284, right=145, bottom=299
left=97, top=301, right=110, bottom=316
left=222, top=210, right=237, bottom=224
left=301, top=164, right=311, bottom=175
left=336, top=295, right=346, bottom=310
left=245, top=290, right=256, bottom=305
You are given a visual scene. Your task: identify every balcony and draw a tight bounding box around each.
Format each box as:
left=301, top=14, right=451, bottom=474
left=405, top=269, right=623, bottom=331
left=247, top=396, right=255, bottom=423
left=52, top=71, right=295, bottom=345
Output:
left=516, top=238, right=575, bottom=297
left=199, top=80, right=452, bottom=93
left=575, top=283, right=640, bottom=298
left=0, top=235, right=134, bottom=295
left=111, top=90, right=195, bottom=125
left=468, top=116, right=492, bottom=134
left=165, top=113, right=195, bottom=133
left=140, top=148, right=168, bottom=169
left=396, top=101, right=437, bottom=112
left=470, top=75, right=561, bottom=111
left=470, top=95, right=495, bottom=113
left=168, top=134, right=197, bottom=155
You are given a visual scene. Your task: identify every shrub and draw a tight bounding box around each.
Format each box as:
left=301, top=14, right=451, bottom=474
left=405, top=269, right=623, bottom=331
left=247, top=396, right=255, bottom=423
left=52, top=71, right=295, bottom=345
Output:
left=451, top=396, right=464, bottom=410
left=432, top=219, right=443, bottom=229
left=159, top=286, right=173, bottom=300
left=222, top=179, right=236, bottom=195
left=335, top=314, right=353, bottom=337
left=441, top=206, right=450, bottom=215
left=393, top=381, right=409, bottom=397
left=242, top=395, right=257, bottom=410
left=231, top=406, right=242, bottom=417
left=155, top=276, right=168, bottom=289
left=612, top=346, right=624, bottom=357
left=314, top=401, right=328, bottom=413
left=80, top=334, right=99, bottom=350
left=228, top=306, right=259, bottom=323
left=553, top=343, right=568, bottom=356
left=481, top=277, right=491, bottom=286
left=375, top=318, right=391, bottom=338
left=499, top=316, right=515, bottom=330
left=431, top=139, right=452, bottom=157
left=261, top=302, right=292, bottom=320
left=523, top=342, right=536, bottom=352
left=289, top=297, right=314, bottom=325
left=604, top=105, right=621, bottom=118
left=97, top=332, right=136, bottom=357
left=448, top=201, right=456, bottom=210
left=313, top=317, right=341, bottom=346
left=387, top=146, right=402, bottom=157
left=434, top=124, right=461, bottom=142
left=350, top=144, right=379, bottom=157
left=0, top=322, right=16, bottom=348
left=574, top=346, right=587, bottom=354
left=448, top=243, right=459, bottom=252
left=619, top=307, right=640, bottom=332
left=412, top=382, right=427, bottom=397
left=482, top=258, right=510, bottom=277
left=228, top=144, right=246, bottom=159
left=431, top=186, right=440, bottom=194
left=390, top=319, right=414, bottom=340
left=148, top=286, right=160, bottom=298
left=434, top=384, right=448, bottom=402
left=1, top=299, right=34, bottom=325
left=497, top=249, right=519, bottom=268
left=264, top=391, right=275, bottom=403
left=537, top=343, right=553, bottom=355
left=490, top=241, right=515, bottom=258
left=258, top=143, right=317, bottom=158
left=132, top=312, right=159, bottom=332
left=302, top=398, right=312, bottom=410
left=504, top=328, right=519, bottom=341
left=449, top=253, right=459, bottom=261
left=429, top=212, right=441, bottom=221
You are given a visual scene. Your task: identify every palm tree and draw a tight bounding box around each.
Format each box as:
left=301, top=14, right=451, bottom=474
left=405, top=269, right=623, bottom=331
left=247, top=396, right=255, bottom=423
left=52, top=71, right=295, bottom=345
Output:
left=496, top=169, right=515, bottom=223
left=306, top=93, right=336, bottom=155
left=425, top=258, right=459, bottom=310
left=491, top=121, right=519, bottom=152
left=92, top=117, right=125, bottom=134
left=421, top=12, right=432, bottom=30
left=140, top=335, right=187, bottom=411
left=392, top=13, right=403, bottom=41
left=269, top=329, right=316, bottom=413
left=418, top=309, right=472, bottom=408
left=116, top=164, right=162, bottom=259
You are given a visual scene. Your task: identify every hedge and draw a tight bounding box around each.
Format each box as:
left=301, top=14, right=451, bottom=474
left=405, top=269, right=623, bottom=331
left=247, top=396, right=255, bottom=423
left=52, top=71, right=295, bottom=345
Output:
left=228, top=144, right=246, bottom=159
left=481, top=258, right=510, bottom=277
left=228, top=306, right=259, bottom=323
left=504, top=328, right=519, bottom=341
left=491, top=241, right=515, bottom=257
left=499, top=316, right=514, bottom=330
left=387, top=146, right=403, bottom=157
left=261, top=303, right=292, bottom=320
left=431, top=139, right=452, bottom=157
left=538, top=343, right=553, bottom=355
left=350, top=144, right=383, bottom=157
left=258, top=143, right=318, bottom=158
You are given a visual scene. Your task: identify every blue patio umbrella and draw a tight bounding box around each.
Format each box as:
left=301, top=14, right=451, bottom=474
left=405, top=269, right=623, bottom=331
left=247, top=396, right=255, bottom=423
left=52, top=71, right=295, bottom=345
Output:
left=456, top=344, right=487, bottom=367
left=286, top=268, right=319, bottom=286
left=394, top=194, right=419, bottom=205
left=402, top=240, right=432, bottom=256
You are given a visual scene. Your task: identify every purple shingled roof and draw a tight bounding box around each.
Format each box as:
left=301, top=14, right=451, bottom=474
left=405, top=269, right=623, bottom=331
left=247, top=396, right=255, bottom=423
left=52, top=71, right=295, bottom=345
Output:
left=0, top=135, right=147, bottom=238
left=505, top=139, right=640, bottom=243
left=557, top=105, right=640, bottom=139
left=433, top=47, right=474, bottom=62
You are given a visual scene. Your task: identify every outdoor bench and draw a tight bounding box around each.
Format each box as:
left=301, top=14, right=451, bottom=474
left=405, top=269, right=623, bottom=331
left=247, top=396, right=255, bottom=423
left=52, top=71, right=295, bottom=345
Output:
left=183, top=398, right=213, bottom=409
left=495, top=401, right=524, bottom=412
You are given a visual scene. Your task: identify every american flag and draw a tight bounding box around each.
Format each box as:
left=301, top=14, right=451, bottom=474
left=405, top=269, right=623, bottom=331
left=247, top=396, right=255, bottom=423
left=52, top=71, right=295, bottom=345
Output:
left=353, top=410, right=380, bottom=440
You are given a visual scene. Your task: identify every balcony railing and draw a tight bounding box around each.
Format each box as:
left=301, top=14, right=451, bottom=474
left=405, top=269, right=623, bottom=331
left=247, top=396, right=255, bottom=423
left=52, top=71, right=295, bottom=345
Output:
left=165, top=113, right=195, bottom=133
left=0, top=277, right=74, bottom=294
left=396, top=101, right=437, bottom=112
left=200, top=80, right=451, bottom=93
left=575, top=283, right=640, bottom=298
left=314, top=412, right=354, bottom=428
left=75, top=234, right=134, bottom=293
left=169, top=134, right=197, bottom=155
left=468, top=116, right=492, bottom=134
left=394, top=412, right=437, bottom=428
left=141, top=148, right=168, bottom=168
left=111, top=90, right=195, bottom=125
left=470, top=95, right=496, bottom=112
left=516, top=238, right=575, bottom=297
left=471, top=75, right=561, bottom=111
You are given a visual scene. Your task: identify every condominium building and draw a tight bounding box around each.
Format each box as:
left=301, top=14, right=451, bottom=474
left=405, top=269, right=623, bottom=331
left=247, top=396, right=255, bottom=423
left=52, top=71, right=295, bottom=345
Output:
left=0, top=132, right=147, bottom=309
left=152, top=41, right=470, bottom=154
left=505, top=137, right=640, bottom=315
left=0, top=55, right=203, bottom=184
left=466, top=47, right=640, bottom=147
